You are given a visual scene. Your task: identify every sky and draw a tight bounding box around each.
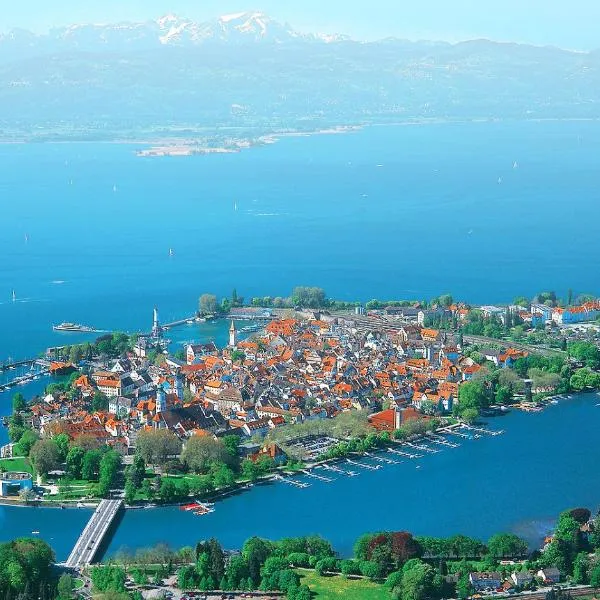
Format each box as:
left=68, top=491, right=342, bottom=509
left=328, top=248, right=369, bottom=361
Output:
left=3, top=0, right=600, bottom=50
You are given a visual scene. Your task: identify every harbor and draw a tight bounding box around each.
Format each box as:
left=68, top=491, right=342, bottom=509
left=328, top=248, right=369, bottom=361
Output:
left=0, top=393, right=598, bottom=560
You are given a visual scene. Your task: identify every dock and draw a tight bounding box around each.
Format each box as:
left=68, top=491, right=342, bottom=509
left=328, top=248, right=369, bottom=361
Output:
left=273, top=474, right=310, bottom=489
left=462, top=425, right=504, bottom=436
left=387, top=447, right=421, bottom=459
left=426, top=433, right=460, bottom=448
left=302, top=469, right=333, bottom=483
left=346, top=458, right=381, bottom=471
left=321, top=464, right=359, bottom=477
left=65, top=500, right=123, bottom=568
left=406, top=442, right=439, bottom=454
left=364, top=452, right=398, bottom=465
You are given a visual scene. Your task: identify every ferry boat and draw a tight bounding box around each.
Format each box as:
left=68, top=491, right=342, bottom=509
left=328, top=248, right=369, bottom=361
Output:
left=53, top=322, right=96, bottom=332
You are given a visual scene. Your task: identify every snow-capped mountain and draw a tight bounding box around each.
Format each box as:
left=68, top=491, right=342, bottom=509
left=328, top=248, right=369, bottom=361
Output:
left=0, top=11, right=344, bottom=55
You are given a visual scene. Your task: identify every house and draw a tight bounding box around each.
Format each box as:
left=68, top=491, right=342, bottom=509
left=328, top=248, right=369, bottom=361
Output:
left=241, top=418, right=271, bottom=437
left=368, top=408, right=402, bottom=431
left=469, top=572, right=503, bottom=591
left=186, top=342, right=218, bottom=365
left=537, top=568, right=560, bottom=584
left=108, top=396, right=133, bottom=418
left=511, top=572, right=533, bottom=588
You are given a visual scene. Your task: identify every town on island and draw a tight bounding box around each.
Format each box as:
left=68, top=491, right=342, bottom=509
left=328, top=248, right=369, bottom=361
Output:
left=1, top=287, right=600, bottom=600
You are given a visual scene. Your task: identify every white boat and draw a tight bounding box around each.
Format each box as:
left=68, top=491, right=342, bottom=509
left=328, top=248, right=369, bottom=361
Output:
left=169, top=248, right=174, bottom=257
left=497, top=177, right=503, bottom=184
left=12, top=290, right=16, bottom=302
left=513, top=161, right=518, bottom=169
left=113, top=184, right=118, bottom=193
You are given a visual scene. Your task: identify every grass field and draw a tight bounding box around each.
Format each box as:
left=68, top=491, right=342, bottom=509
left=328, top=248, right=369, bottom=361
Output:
left=0, top=457, right=33, bottom=474
left=297, top=569, right=391, bottom=600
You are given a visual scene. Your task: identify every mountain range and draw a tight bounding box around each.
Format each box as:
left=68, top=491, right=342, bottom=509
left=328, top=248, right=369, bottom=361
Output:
left=1, top=13, right=599, bottom=140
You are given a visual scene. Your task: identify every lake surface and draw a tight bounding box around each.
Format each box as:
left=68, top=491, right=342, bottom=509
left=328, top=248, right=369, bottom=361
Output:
left=1, top=391, right=599, bottom=560
left=2, top=120, right=600, bottom=360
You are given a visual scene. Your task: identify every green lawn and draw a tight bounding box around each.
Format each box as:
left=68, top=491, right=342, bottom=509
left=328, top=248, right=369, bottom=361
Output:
left=297, top=569, right=391, bottom=600
left=0, top=457, right=33, bottom=474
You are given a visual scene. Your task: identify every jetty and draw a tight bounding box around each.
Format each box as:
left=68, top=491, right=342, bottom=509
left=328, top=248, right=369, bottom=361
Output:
left=364, top=452, right=398, bottom=465
left=462, top=425, right=504, bottom=436
left=302, top=469, right=333, bottom=483
left=346, top=458, right=381, bottom=471
left=273, top=474, right=310, bottom=489
left=426, top=433, right=460, bottom=448
left=387, top=447, right=421, bottom=459
left=322, top=464, right=358, bottom=477
left=406, top=442, right=439, bottom=454
left=65, top=500, right=123, bottom=568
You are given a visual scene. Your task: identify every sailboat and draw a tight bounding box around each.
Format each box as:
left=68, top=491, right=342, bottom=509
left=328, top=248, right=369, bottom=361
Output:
left=513, top=161, right=519, bottom=169
left=497, top=177, right=503, bottom=185
left=169, top=248, right=174, bottom=257
left=113, top=184, right=118, bottom=193
left=12, top=290, right=16, bottom=303
left=234, top=201, right=238, bottom=212
left=24, top=233, right=29, bottom=243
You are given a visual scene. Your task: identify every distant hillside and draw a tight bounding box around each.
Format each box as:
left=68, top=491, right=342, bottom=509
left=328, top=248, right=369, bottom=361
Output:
left=1, top=13, right=599, bottom=140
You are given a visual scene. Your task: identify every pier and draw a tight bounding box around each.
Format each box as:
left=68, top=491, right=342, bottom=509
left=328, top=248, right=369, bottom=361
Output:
left=321, top=464, right=359, bottom=477
left=273, top=474, right=310, bottom=489
left=364, top=452, right=398, bottom=465
left=65, top=500, right=123, bottom=568
left=462, top=425, right=504, bottom=436
left=426, top=434, right=460, bottom=448
left=406, top=442, right=439, bottom=454
left=0, top=360, right=50, bottom=392
left=302, top=469, right=333, bottom=483
left=387, top=447, right=421, bottom=459
left=346, top=458, right=381, bottom=471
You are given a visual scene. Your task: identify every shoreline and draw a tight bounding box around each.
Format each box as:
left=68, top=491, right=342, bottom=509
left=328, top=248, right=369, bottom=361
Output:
left=2, top=116, right=600, bottom=148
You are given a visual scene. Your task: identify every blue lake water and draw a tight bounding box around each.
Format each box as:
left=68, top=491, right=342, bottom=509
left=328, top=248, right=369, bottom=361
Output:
left=2, top=121, right=600, bottom=361
left=1, top=120, right=600, bottom=559
left=1, top=391, right=599, bottom=560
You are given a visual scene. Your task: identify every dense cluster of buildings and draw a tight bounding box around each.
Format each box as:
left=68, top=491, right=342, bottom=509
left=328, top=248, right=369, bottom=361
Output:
left=17, top=306, right=534, bottom=458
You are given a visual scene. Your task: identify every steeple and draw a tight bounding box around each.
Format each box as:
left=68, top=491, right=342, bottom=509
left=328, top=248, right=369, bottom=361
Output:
left=229, top=320, right=237, bottom=347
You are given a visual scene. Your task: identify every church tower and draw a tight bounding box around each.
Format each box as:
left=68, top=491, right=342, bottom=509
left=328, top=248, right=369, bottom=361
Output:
left=156, top=387, right=167, bottom=414
left=229, top=320, right=237, bottom=347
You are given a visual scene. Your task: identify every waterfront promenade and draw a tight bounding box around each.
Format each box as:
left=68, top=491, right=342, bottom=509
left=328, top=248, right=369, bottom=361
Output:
left=65, top=499, right=123, bottom=568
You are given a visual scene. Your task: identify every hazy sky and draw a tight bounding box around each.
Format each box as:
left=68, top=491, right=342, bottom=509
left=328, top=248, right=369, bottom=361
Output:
left=4, top=0, right=600, bottom=49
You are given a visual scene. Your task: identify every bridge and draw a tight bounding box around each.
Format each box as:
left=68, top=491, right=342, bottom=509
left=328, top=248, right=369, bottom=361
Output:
left=65, top=500, right=123, bottom=568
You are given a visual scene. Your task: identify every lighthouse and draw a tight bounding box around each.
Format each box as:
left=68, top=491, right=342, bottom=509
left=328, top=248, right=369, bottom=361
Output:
left=152, top=307, right=160, bottom=338
left=229, top=320, right=237, bottom=347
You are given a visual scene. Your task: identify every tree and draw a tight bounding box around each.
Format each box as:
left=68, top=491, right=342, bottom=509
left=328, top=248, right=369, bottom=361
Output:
left=572, top=552, right=589, bottom=584
left=92, top=391, right=109, bottom=412
left=199, top=294, right=218, bottom=315
left=291, top=286, right=327, bottom=309
left=182, top=436, right=232, bottom=474
left=590, top=563, right=600, bottom=588
left=97, top=450, right=121, bottom=497
left=400, top=559, right=441, bottom=600
left=53, top=433, right=71, bottom=461
left=243, top=537, right=274, bottom=586
left=487, top=533, right=528, bottom=558
left=29, top=440, right=60, bottom=477
left=159, top=478, right=178, bottom=503
left=81, top=449, right=102, bottom=481
left=57, top=573, right=75, bottom=599
left=15, top=429, right=39, bottom=455
left=211, top=464, right=235, bottom=488
left=568, top=342, right=600, bottom=369
left=137, top=429, right=182, bottom=468
left=12, top=393, right=27, bottom=413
